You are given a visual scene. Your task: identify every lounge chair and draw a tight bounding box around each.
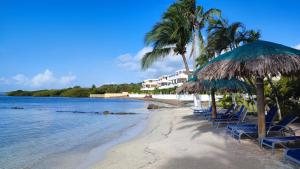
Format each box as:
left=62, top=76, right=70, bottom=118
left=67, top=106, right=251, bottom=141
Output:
left=203, top=104, right=237, bottom=120
left=284, top=148, right=300, bottom=165
left=261, top=136, right=300, bottom=154
left=193, top=106, right=212, bottom=116
left=226, top=106, right=277, bottom=134
left=207, top=104, right=236, bottom=118
left=232, top=115, right=298, bottom=142
left=212, top=105, right=247, bottom=128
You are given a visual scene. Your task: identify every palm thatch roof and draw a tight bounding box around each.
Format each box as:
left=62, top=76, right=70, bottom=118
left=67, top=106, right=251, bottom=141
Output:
left=197, top=40, right=300, bottom=80
left=176, top=81, right=205, bottom=94
left=176, top=79, right=252, bottom=94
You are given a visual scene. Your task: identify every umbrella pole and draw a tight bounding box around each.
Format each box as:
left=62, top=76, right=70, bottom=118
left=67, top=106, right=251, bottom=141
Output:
left=211, top=89, right=217, bottom=119
left=198, top=95, right=202, bottom=109
left=256, top=77, right=266, bottom=140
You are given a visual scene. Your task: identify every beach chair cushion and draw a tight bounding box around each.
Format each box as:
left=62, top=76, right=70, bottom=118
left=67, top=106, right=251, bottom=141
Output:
left=227, top=107, right=277, bottom=132
left=269, top=115, right=298, bottom=131
left=285, top=149, right=300, bottom=164
left=232, top=115, right=298, bottom=141
left=262, top=136, right=300, bottom=147
left=213, top=105, right=245, bottom=122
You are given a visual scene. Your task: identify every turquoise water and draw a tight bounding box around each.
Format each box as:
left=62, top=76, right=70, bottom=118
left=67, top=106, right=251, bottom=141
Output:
left=0, top=96, right=149, bottom=169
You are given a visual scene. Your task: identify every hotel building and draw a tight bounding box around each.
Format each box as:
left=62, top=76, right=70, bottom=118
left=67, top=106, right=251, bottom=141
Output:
left=141, top=69, right=192, bottom=91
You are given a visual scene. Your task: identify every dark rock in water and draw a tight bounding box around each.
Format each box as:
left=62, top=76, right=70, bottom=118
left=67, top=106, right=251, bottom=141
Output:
left=147, top=104, right=159, bottom=109
left=103, top=111, right=111, bottom=115
left=11, top=107, right=24, bottom=109
left=56, top=110, right=100, bottom=114
left=112, top=112, right=137, bottom=115
left=56, top=110, right=136, bottom=115
left=103, top=111, right=137, bottom=115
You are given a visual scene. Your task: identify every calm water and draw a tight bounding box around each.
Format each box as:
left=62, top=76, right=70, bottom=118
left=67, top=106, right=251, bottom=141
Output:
left=0, top=96, right=150, bottom=169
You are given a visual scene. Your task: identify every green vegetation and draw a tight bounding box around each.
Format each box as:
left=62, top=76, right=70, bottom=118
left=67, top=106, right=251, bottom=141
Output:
left=92, top=83, right=142, bottom=94
left=142, top=0, right=220, bottom=73
left=218, top=75, right=300, bottom=118
left=7, top=83, right=143, bottom=97
left=265, top=76, right=300, bottom=117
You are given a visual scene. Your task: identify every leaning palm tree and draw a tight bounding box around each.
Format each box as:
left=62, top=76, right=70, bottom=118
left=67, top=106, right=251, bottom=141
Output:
left=141, top=2, right=192, bottom=74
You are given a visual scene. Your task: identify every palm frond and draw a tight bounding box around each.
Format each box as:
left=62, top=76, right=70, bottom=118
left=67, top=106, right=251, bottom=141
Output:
left=141, top=47, right=173, bottom=70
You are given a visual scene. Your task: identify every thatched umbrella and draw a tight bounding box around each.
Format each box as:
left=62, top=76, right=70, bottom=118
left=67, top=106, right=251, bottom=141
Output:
left=177, top=78, right=252, bottom=118
left=176, top=81, right=205, bottom=93
left=197, top=40, right=300, bottom=139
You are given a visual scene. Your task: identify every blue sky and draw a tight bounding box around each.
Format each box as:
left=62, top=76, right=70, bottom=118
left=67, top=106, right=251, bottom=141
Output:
left=0, top=0, right=300, bottom=91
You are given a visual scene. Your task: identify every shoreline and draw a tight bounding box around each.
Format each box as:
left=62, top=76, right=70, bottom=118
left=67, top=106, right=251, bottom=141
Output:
left=122, top=96, right=192, bottom=107
left=91, top=106, right=293, bottom=169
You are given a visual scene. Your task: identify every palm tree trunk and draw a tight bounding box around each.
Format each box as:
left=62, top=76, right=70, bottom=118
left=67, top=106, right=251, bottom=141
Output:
left=181, top=53, right=190, bottom=75
left=211, top=89, right=217, bottom=119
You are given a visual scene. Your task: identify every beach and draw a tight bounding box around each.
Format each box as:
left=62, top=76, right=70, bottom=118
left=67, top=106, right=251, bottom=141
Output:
left=92, top=106, right=294, bottom=169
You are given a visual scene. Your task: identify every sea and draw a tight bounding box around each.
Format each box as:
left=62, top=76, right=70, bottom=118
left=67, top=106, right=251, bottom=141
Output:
left=0, top=96, right=150, bottom=169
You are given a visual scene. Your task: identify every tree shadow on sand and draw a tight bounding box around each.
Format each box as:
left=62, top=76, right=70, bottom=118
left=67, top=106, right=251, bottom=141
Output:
left=159, top=141, right=293, bottom=169
left=177, top=114, right=227, bottom=140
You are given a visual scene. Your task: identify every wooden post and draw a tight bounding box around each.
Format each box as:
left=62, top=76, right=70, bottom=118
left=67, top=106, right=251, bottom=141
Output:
left=211, top=89, right=217, bottom=119
left=256, top=77, right=266, bottom=139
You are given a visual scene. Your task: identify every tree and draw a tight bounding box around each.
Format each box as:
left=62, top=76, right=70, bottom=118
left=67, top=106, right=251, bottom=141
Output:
left=196, top=18, right=260, bottom=119
left=141, top=1, right=193, bottom=74
left=142, top=0, right=221, bottom=74
left=188, top=4, right=220, bottom=68
left=207, top=18, right=260, bottom=53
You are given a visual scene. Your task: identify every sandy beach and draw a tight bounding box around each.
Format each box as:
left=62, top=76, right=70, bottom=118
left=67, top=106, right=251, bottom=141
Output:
left=92, top=106, right=295, bottom=169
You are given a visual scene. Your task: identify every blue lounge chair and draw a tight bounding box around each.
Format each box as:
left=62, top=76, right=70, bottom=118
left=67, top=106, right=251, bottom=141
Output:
left=226, top=106, right=277, bottom=134
left=194, top=106, right=212, bottom=116
left=261, top=136, right=300, bottom=154
left=284, top=149, right=300, bottom=165
left=212, top=105, right=247, bottom=128
left=206, top=104, right=236, bottom=120
left=232, top=115, right=298, bottom=142
left=195, top=105, right=232, bottom=119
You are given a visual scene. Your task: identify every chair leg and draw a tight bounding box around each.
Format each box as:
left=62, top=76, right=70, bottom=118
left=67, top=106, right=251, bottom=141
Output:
left=238, top=133, right=242, bottom=143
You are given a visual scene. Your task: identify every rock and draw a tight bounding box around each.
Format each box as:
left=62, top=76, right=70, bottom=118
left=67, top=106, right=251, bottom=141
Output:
left=147, top=104, right=159, bottom=109
left=102, top=111, right=137, bottom=115
left=103, top=111, right=111, bottom=115
left=11, top=107, right=24, bottom=109
left=112, top=112, right=137, bottom=115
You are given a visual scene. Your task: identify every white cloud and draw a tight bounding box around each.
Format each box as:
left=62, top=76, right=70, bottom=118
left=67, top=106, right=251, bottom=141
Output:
left=31, top=69, right=55, bottom=86
left=116, top=45, right=193, bottom=80
left=59, top=74, right=77, bottom=85
left=13, top=74, right=29, bottom=85
left=0, top=77, right=9, bottom=84
left=1, top=69, right=76, bottom=89
left=294, top=44, right=300, bottom=50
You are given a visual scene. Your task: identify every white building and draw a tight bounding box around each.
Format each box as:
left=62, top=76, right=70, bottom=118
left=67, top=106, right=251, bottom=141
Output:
left=141, top=69, right=192, bottom=91
left=141, top=79, right=159, bottom=91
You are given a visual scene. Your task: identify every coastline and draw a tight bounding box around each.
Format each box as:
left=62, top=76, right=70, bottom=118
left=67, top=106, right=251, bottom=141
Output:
left=122, top=96, right=192, bottom=107
left=91, top=106, right=292, bottom=169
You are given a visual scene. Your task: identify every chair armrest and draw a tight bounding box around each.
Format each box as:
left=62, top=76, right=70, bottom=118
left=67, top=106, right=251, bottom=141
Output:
left=267, top=125, right=291, bottom=135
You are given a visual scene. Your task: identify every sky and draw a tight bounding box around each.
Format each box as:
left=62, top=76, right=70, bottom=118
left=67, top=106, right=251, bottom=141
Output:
left=0, top=0, right=300, bottom=91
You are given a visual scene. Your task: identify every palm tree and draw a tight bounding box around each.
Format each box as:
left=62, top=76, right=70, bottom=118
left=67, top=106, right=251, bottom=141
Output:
left=207, top=18, right=261, bottom=52
left=190, top=6, right=220, bottom=68
left=141, top=0, right=220, bottom=74
left=142, top=2, right=192, bottom=74
left=196, top=18, right=260, bottom=119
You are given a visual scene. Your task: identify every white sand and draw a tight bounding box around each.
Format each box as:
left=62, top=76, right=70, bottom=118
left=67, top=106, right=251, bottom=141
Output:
left=92, top=107, right=296, bottom=169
